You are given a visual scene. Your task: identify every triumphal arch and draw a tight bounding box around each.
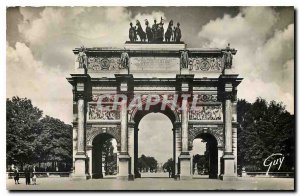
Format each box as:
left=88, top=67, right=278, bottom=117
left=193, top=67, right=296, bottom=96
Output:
left=67, top=23, right=242, bottom=181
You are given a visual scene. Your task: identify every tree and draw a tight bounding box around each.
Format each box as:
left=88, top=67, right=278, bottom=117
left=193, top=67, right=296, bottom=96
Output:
left=237, top=98, right=295, bottom=173
left=193, top=154, right=208, bottom=175
left=34, top=116, right=72, bottom=171
left=7, top=97, right=73, bottom=172
left=6, top=97, right=42, bottom=169
left=163, top=158, right=174, bottom=173
left=137, top=154, right=158, bottom=172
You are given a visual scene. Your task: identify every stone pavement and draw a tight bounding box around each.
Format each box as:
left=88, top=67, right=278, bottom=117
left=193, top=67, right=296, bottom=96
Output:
left=7, top=176, right=294, bottom=191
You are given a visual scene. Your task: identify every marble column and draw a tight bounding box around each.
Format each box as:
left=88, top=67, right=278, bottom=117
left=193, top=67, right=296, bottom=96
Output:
left=73, top=97, right=88, bottom=180
left=77, top=99, right=85, bottom=153
left=179, top=99, right=192, bottom=179
left=217, top=147, right=223, bottom=178
left=121, top=99, right=128, bottom=153
left=128, top=123, right=135, bottom=178
left=221, top=98, right=236, bottom=180
left=118, top=99, right=132, bottom=180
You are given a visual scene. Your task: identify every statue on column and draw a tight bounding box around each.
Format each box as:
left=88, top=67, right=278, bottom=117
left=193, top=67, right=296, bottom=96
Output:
left=180, top=50, right=189, bottom=69
left=174, top=22, right=182, bottom=42
left=129, top=22, right=136, bottom=42
left=152, top=19, right=158, bottom=41
left=120, top=51, right=129, bottom=69
left=78, top=46, right=88, bottom=70
left=157, top=17, right=165, bottom=42
left=145, top=19, right=153, bottom=42
left=165, top=20, right=173, bottom=42
left=222, top=43, right=233, bottom=69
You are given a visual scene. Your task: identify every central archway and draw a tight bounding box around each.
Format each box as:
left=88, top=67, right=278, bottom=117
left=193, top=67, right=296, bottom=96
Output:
left=129, top=102, right=180, bottom=179
left=137, top=113, right=173, bottom=177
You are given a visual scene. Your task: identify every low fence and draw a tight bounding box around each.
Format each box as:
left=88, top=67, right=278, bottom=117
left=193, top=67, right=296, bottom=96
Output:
left=7, top=172, right=71, bottom=179
left=242, top=171, right=294, bottom=178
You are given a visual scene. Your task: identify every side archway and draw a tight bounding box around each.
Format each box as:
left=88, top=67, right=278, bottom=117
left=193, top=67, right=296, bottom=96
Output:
left=88, top=131, right=119, bottom=179
left=189, top=127, right=223, bottom=179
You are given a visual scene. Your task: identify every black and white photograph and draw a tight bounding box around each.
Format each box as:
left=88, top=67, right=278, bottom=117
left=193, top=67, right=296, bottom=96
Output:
left=5, top=4, right=295, bottom=191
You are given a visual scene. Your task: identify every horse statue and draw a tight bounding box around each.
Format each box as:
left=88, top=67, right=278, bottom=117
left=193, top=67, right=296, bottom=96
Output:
left=129, top=22, right=136, bottom=42
left=145, top=19, right=153, bottom=42
left=135, top=20, right=146, bottom=42
left=165, top=20, right=173, bottom=42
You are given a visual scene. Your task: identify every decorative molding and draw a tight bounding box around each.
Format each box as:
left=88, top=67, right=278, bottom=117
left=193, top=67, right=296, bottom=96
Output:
left=189, top=105, right=222, bottom=120
left=189, top=57, right=223, bottom=72
left=91, top=94, right=116, bottom=102
left=86, top=125, right=121, bottom=146
left=194, top=94, right=218, bottom=103
left=88, top=104, right=120, bottom=120
left=134, top=86, right=176, bottom=91
left=88, top=57, right=126, bottom=71
left=188, top=126, right=224, bottom=147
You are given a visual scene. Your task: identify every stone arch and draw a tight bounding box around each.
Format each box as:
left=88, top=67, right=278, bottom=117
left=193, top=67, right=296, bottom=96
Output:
left=188, top=126, right=224, bottom=149
left=86, top=125, right=121, bottom=150
left=129, top=95, right=180, bottom=124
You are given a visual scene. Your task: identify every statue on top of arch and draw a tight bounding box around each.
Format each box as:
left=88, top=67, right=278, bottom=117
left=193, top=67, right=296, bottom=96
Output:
left=128, top=17, right=182, bottom=43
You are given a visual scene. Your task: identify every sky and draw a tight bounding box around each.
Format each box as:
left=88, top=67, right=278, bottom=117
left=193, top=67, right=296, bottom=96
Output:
left=6, top=6, right=294, bottom=164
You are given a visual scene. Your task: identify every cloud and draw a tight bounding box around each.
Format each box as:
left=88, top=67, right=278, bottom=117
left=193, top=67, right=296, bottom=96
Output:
left=7, top=7, right=167, bottom=124
left=198, top=7, right=294, bottom=113
left=7, top=42, right=73, bottom=123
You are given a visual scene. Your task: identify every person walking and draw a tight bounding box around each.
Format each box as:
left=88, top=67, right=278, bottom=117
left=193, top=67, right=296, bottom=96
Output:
left=32, top=173, right=37, bottom=185
left=25, top=167, right=30, bottom=185
left=13, top=168, right=20, bottom=184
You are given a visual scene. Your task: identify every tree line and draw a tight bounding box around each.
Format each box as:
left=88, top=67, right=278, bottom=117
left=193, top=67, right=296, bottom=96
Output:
left=237, top=98, right=294, bottom=173
left=7, top=96, right=72, bottom=172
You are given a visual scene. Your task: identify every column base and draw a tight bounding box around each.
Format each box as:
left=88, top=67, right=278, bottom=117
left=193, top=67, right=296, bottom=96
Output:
left=118, top=153, right=134, bottom=181
left=72, top=153, right=88, bottom=180
left=221, top=153, right=237, bottom=181
left=179, top=152, right=192, bottom=180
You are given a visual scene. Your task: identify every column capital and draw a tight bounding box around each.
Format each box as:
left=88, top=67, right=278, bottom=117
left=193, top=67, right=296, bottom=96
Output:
left=115, top=74, right=134, bottom=93
left=176, top=74, right=194, bottom=94
left=68, top=73, right=92, bottom=101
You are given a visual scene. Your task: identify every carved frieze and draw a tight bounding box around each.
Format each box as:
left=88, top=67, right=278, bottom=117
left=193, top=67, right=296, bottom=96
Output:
left=189, top=57, right=223, bottom=72
left=88, top=104, right=120, bottom=120
left=194, top=94, right=218, bottom=103
left=91, top=94, right=116, bottom=102
left=189, top=105, right=222, bottom=120
left=88, top=57, right=125, bottom=71
left=188, top=126, right=224, bottom=147
left=86, top=125, right=121, bottom=146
